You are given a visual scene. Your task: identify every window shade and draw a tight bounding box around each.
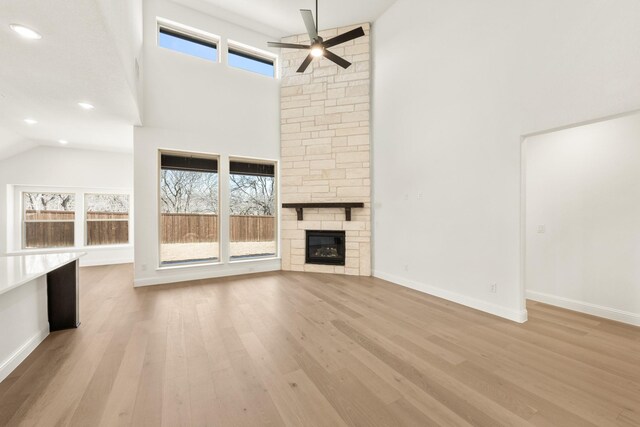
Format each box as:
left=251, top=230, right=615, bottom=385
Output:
left=161, top=154, right=218, bottom=173
left=159, top=27, right=217, bottom=49
left=230, top=161, right=275, bottom=177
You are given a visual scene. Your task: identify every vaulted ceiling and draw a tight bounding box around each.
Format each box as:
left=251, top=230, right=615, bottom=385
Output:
left=0, top=0, right=141, bottom=159
left=0, top=0, right=396, bottom=159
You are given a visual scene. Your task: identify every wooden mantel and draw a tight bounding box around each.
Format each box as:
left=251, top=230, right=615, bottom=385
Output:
left=282, top=203, right=365, bottom=221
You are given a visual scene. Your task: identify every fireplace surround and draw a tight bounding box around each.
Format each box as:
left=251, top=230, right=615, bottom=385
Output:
left=306, top=230, right=346, bottom=266
left=279, top=22, right=371, bottom=276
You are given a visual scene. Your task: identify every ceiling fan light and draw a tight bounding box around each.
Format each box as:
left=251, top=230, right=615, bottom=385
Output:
left=310, top=46, right=324, bottom=58
left=267, top=0, right=365, bottom=73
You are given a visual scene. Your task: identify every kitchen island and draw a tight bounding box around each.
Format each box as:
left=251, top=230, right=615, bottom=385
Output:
left=0, top=252, right=84, bottom=382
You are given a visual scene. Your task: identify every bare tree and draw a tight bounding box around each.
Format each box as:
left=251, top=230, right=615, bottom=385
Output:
left=161, top=170, right=218, bottom=213
left=24, top=193, right=74, bottom=211
left=86, top=194, right=129, bottom=212
left=229, top=175, right=275, bottom=216
left=159, top=170, right=273, bottom=216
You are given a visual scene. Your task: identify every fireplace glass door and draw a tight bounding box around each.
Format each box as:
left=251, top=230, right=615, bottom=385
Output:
left=305, top=230, right=346, bottom=266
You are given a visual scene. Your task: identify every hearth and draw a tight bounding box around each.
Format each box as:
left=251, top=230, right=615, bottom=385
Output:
left=306, top=230, right=346, bottom=266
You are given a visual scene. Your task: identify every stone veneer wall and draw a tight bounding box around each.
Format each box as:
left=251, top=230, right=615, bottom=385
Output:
left=279, top=23, right=371, bottom=276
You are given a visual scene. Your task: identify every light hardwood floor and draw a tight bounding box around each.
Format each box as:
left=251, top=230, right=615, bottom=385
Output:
left=1, top=264, right=639, bottom=426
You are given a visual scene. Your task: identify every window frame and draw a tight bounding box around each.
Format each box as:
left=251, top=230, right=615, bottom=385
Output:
left=22, top=191, right=76, bottom=250
left=14, top=186, right=133, bottom=253
left=84, top=193, right=131, bottom=247
left=227, top=39, right=278, bottom=78
left=157, top=149, right=221, bottom=268
left=228, top=156, right=279, bottom=262
left=156, top=18, right=221, bottom=63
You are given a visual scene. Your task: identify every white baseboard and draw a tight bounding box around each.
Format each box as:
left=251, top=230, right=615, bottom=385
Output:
left=0, top=327, right=49, bottom=384
left=526, top=290, right=640, bottom=327
left=373, top=270, right=528, bottom=323
left=134, top=259, right=282, bottom=288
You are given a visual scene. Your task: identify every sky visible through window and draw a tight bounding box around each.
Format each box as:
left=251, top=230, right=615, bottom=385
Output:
left=159, top=30, right=217, bottom=62
left=158, top=26, right=276, bottom=77
left=228, top=51, right=275, bottom=77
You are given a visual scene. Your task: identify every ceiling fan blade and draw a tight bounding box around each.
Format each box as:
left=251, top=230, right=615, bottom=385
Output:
left=300, top=9, right=318, bottom=41
left=267, top=42, right=310, bottom=49
left=297, top=53, right=314, bottom=73
left=324, top=50, right=352, bottom=69
left=323, top=27, right=365, bottom=48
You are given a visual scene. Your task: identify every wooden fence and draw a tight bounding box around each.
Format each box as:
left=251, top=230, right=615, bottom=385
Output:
left=24, top=210, right=75, bottom=221
left=229, top=215, right=275, bottom=243
left=24, top=210, right=130, bottom=247
left=161, top=213, right=218, bottom=243
left=87, top=221, right=129, bottom=246
left=24, top=222, right=75, bottom=248
left=23, top=211, right=274, bottom=247
left=161, top=214, right=275, bottom=243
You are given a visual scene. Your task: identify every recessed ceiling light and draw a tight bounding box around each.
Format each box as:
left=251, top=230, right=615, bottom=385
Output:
left=23, top=118, right=37, bottom=125
left=58, top=139, right=69, bottom=145
left=9, top=24, right=42, bottom=40
left=77, top=102, right=94, bottom=110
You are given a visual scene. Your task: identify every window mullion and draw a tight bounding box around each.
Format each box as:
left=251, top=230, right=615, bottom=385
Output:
left=219, top=155, right=230, bottom=264
left=76, top=191, right=84, bottom=248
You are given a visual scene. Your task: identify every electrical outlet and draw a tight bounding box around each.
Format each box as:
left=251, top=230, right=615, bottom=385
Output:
left=537, top=225, right=546, bottom=234
left=403, top=264, right=409, bottom=272
left=490, top=283, right=497, bottom=293
left=141, top=264, right=147, bottom=271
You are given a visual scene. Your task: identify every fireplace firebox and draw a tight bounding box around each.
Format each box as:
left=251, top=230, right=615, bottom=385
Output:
left=305, top=230, right=346, bottom=266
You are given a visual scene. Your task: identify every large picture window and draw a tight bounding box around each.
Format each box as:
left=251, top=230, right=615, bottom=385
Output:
left=160, top=152, right=219, bottom=266
left=85, top=194, right=130, bottom=246
left=23, top=192, right=75, bottom=249
left=229, top=160, right=276, bottom=259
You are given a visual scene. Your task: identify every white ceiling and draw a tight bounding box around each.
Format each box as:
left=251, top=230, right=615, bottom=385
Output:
left=0, top=0, right=396, bottom=159
left=174, top=0, right=398, bottom=36
left=0, top=0, right=140, bottom=159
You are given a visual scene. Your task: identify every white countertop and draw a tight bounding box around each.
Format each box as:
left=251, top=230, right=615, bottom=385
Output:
left=0, top=252, right=85, bottom=296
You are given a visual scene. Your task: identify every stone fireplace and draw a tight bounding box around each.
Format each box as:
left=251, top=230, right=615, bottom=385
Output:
left=279, top=23, right=371, bottom=276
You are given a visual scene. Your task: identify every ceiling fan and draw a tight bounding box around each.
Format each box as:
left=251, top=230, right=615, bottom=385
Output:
left=267, top=0, right=365, bottom=73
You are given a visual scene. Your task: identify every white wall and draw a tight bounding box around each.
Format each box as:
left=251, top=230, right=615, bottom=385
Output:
left=134, top=0, right=281, bottom=286
left=0, top=128, right=36, bottom=161
left=526, top=113, right=640, bottom=326
left=372, top=0, right=640, bottom=322
left=0, top=146, right=134, bottom=266
left=97, top=0, right=144, bottom=117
